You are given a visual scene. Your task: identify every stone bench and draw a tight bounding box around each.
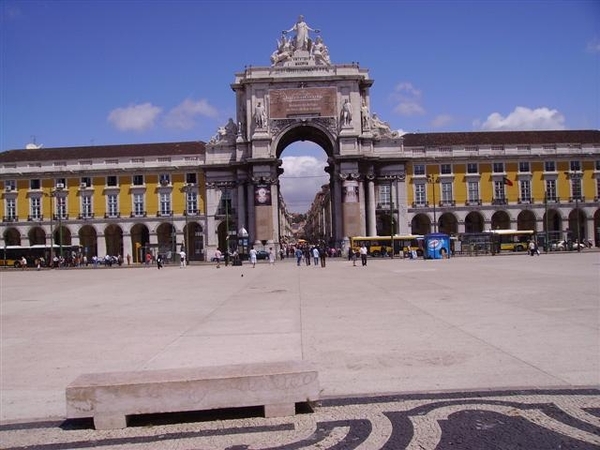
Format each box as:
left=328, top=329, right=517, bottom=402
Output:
left=65, top=360, right=319, bottom=430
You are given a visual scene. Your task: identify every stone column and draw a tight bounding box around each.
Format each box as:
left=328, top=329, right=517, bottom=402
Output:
left=341, top=175, right=361, bottom=238
left=97, top=233, right=107, bottom=257
left=367, top=179, right=376, bottom=236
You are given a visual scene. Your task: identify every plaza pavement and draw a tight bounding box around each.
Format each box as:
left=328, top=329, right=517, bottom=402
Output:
left=1, top=251, right=599, bottom=449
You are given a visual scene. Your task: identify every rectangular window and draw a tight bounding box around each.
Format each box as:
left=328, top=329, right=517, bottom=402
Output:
left=56, top=196, right=67, bottom=219
left=518, top=161, right=530, bottom=173
left=159, top=192, right=171, bottom=216
left=81, top=196, right=92, bottom=218
left=570, top=160, right=581, bottom=172
left=520, top=180, right=531, bottom=202
left=186, top=190, right=198, bottom=215
left=55, top=178, right=66, bottom=188
left=186, top=173, right=198, bottom=185
left=466, top=163, right=478, bottom=174
left=492, top=162, right=504, bottom=173
left=107, top=194, right=118, bottom=217
left=467, top=181, right=479, bottom=203
left=595, top=160, right=600, bottom=171
left=572, top=177, right=582, bottom=200
left=494, top=180, right=505, bottom=200
left=159, top=174, right=171, bottom=186
left=107, top=176, right=118, bottom=187
left=413, top=164, right=425, bottom=176
left=544, top=161, right=556, bottom=172
left=414, top=184, right=426, bottom=205
left=133, top=175, right=144, bottom=186
left=30, top=197, right=41, bottom=219
left=4, top=180, right=16, bottom=191
left=30, top=179, right=41, bottom=190
left=440, top=164, right=452, bottom=175
left=6, top=198, right=16, bottom=220
left=379, top=184, right=391, bottom=207
left=545, top=180, right=557, bottom=201
left=440, top=182, right=453, bottom=204
left=133, top=193, right=145, bottom=216
left=81, top=177, right=91, bottom=188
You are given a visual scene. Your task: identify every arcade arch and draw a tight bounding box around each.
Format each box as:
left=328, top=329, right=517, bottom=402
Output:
left=79, top=225, right=97, bottom=258
left=28, top=226, right=46, bottom=246
left=3, top=227, right=20, bottom=246
left=517, top=210, right=537, bottom=231
left=130, top=223, right=150, bottom=263
left=464, top=211, right=484, bottom=233
left=105, top=224, right=123, bottom=257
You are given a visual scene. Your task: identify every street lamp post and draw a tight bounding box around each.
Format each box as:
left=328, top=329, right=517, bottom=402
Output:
left=55, top=184, right=65, bottom=262
left=184, top=183, right=195, bottom=260
left=567, top=171, right=583, bottom=253
left=389, top=178, right=394, bottom=259
left=427, top=175, right=439, bottom=233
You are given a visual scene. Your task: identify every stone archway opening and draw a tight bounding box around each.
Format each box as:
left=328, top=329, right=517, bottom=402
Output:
left=104, top=224, right=123, bottom=257
left=3, top=227, right=21, bottom=246
left=131, top=223, right=150, bottom=263
left=491, top=211, right=511, bottom=230
left=79, top=225, right=97, bottom=258
left=517, top=210, right=537, bottom=231
left=439, top=212, right=458, bottom=235
left=28, top=226, right=46, bottom=246
left=464, top=211, right=484, bottom=233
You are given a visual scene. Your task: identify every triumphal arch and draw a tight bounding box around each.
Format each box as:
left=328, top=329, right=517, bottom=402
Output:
left=203, top=16, right=408, bottom=251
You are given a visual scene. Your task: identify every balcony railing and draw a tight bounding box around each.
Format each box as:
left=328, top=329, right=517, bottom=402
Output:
left=53, top=214, right=69, bottom=221
left=78, top=213, right=95, bottom=220
left=104, top=213, right=121, bottom=219
left=27, top=215, right=43, bottom=221
left=130, top=211, right=147, bottom=218
left=518, top=197, right=534, bottom=204
left=491, top=198, right=508, bottom=205
left=438, top=200, right=456, bottom=207
left=156, top=210, right=173, bottom=217
left=568, top=196, right=585, bottom=203
left=2, top=216, right=18, bottom=222
left=215, top=207, right=236, bottom=216
left=465, top=199, right=482, bottom=206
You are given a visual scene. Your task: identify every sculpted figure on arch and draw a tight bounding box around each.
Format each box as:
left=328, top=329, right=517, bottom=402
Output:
left=283, top=15, right=320, bottom=51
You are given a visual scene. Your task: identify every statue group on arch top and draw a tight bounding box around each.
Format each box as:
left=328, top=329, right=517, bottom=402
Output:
left=271, top=15, right=331, bottom=66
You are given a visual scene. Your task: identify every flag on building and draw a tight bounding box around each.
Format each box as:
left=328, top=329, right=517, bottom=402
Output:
left=503, top=176, right=513, bottom=186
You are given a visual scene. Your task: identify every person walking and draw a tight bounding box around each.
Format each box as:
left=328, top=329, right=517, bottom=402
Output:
left=268, top=247, right=275, bottom=266
left=214, top=248, right=222, bottom=268
left=312, top=246, right=320, bottom=266
left=295, top=247, right=303, bottom=266
left=360, top=244, right=368, bottom=266
left=249, top=247, right=257, bottom=268
left=156, top=254, right=163, bottom=269
left=319, top=246, right=326, bottom=268
left=179, top=249, right=186, bottom=268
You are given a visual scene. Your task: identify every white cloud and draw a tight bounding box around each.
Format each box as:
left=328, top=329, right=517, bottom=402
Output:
left=431, top=114, right=453, bottom=128
left=477, top=106, right=566, bottom=131
left=391, top=82, right=426, bottom=116
left=107, top=103, right=162, bottom=132
left=164, top=98, right=219, bottom=130
left=280, top=155, right=328, bottom=213
left=587, top=38, right=600, bottom=53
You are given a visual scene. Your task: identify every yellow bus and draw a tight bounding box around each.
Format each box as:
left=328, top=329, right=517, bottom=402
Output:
left=350, top=235, right=424, bottom=257
left=0, top=244, right=82, bottom=268
left=487, top=229, right=535, bottom=252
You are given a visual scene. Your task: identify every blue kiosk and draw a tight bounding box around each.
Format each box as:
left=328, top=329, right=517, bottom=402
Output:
left=424, top=233, right=451, bottom=259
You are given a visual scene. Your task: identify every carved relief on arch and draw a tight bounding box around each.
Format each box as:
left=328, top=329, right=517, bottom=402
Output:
left=251, top=176, right=278, bottom=185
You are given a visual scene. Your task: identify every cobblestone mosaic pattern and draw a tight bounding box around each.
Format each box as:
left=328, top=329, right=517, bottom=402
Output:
left=1, top=389, right=599, bottom=450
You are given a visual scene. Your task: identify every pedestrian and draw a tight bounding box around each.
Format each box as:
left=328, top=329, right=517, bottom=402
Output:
left=156, top=254, right=163, bottom=269
left=126, top=253, right=131, bottom=265
left=249, top=247, right=257, bottom=268
left=360, top=244, right=368, bottom=266
left=319, top=247, right=326, bottom=267
left=214, top=248, right=222, bottom=268
left=295, top=247, right=303, bottom=266
left=351, top=249, right=357, bottom=266
left=20, top=256, right=27, bottom=270
left=224, top=249, right=230, bottom=267
left=145, top=252, right=152, bottom=267
left=528, top=240, right=536, bottom=257
left=179, top=249, right=186, bottom=268
left=312, top=246, right=319, bottom=266
left=268, top=247, right=275, bottom=265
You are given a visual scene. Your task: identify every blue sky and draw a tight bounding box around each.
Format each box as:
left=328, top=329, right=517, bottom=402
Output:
left=1, top=0, right=599, bottom=212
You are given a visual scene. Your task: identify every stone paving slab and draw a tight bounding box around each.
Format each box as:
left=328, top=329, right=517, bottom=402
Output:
left=1, top=251, right=599, bottom=448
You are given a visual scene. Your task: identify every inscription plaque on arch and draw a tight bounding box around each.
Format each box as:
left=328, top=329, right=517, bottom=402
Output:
left=269, top=87, right=336, bottom=119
